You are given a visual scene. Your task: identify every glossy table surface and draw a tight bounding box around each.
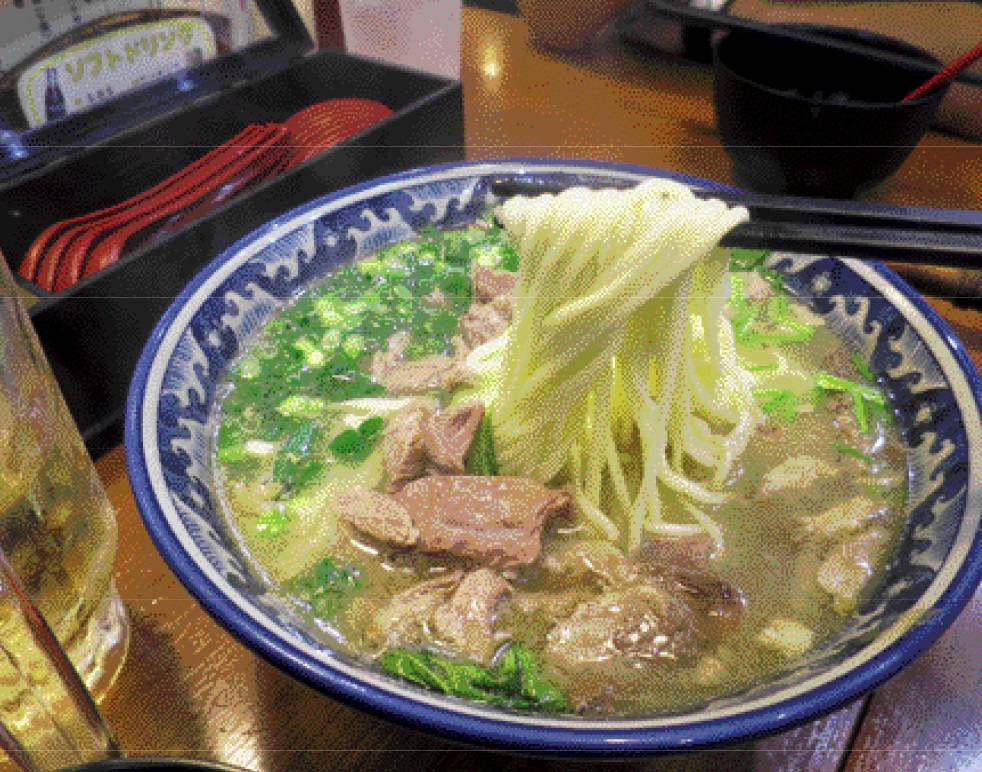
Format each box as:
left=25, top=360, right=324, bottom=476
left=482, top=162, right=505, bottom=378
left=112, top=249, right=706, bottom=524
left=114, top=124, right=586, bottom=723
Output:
left=59, top=7, right=982, bottom=771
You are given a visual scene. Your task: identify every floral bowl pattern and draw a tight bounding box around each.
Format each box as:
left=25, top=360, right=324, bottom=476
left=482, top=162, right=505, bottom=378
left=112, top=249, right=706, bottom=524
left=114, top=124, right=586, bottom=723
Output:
left=126, top=159, right=982, bottom=754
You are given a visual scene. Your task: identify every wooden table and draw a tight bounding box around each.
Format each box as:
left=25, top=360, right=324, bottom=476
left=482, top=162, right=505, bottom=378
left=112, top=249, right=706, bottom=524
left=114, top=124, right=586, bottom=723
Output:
left=73, top=7, right=982, bottom=771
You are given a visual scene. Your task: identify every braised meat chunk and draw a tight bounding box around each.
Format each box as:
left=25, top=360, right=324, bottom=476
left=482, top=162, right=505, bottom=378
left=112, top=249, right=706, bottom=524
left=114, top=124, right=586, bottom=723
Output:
left=367, top=569, right=511, bottom=664
left=432, top=569, right=512, bottom=663
left=338, top=476, right=571, bottom=568
left=542, top=572, right=744, bottom=711
left=336, top=485, right=419, bottom=547
left=472, top=264, right=518, bottom=303
left=370, top=332, right=474, bottom=395
left=461, top=302, right=510, bottom=349
left=383, top=402, right=485, bottom=491
left=393, top=476, right=572, bottom=568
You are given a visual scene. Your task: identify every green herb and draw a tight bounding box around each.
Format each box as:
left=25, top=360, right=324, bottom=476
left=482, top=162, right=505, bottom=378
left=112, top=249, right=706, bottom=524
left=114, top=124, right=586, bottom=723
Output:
left=358, top=416, right=387, bottom=443
left=329, top=429, right=367, bottom=461
left=256, top=510, right=288, bottom=538
left=379, top=645, right=567, bottom=712
left=330, top=417, right=387, bottom=464
left=465, top=414, right=498, bottom=476
left=831, top=441, right=873, bottom=464
left=729, top=248, right=770, bottom=273
left=273, top=420, right=325, bottom=490
left=277, top=395, right=328, bottom=418
left=851, top=353, right=875, bottom=381
left=754, top=388, right=802, bottom=421
left=815, top=371, right=887, bottom=432
left=282, top=420, right=318, bottom=456
left=286, top=557, right=362, bottom=618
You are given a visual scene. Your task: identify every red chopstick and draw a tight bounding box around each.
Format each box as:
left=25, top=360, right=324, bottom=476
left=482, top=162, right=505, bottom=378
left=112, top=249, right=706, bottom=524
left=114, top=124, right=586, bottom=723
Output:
left=903, top=40, right=982, bottom=102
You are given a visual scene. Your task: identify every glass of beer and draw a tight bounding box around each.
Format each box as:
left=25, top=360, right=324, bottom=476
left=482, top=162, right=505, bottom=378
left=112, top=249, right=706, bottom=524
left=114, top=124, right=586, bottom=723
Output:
left=0, top=255, right=129, bottom=769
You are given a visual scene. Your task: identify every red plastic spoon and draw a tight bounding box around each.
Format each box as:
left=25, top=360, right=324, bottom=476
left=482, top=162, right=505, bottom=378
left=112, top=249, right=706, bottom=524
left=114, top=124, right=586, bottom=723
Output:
left=39, top=125, right=282, bottom=292
left=903, top=40, right=982, bottom=102
left=81, top=126, right=290, bottom=280
left=20, top=125, right=268, bottom=283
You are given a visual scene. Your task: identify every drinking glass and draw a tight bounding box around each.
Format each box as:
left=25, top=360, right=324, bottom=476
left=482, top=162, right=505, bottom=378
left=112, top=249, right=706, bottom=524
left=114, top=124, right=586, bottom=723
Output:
left=0, top=255, right=129, bottom=769
left=339, top=0, right=462, bottom=79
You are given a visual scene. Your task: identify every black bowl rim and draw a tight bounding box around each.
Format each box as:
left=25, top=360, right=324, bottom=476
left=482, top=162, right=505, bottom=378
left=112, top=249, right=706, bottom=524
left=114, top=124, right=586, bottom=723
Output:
left=713, top=22, right=949, bottom=109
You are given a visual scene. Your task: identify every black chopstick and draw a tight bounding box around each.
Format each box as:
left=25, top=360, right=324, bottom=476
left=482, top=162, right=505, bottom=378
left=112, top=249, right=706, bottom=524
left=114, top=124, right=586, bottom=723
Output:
left=488, top=178, right=982, bottom=269
left=645, top=0, right=982, bottom=90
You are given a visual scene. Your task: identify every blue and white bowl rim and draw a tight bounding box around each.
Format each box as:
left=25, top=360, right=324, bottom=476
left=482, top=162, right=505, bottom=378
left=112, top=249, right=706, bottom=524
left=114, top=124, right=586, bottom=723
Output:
left=125, top=158, right=982, bottom=753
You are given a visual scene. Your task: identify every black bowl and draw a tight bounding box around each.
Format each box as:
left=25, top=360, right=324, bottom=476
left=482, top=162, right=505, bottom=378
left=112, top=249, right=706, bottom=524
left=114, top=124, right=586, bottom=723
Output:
left=712, top=24, right=948, bottom=197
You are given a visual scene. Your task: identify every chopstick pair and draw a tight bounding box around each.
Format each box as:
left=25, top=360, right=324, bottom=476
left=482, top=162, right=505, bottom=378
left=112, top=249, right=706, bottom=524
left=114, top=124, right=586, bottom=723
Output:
left=488, top=178, right=982, bottom=269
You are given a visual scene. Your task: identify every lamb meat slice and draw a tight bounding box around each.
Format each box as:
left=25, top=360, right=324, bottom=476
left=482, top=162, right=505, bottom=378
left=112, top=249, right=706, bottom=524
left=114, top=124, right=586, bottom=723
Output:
left=758, top=454, right=838, bottom=496
left=393, top=476, right=572, bottom=568
left=336, top=485, right=419, bottom=547
left=542, top=539, right=636, bottom=589
left=490, top=295, right=516, bottom=323
left=375, top=354, right=473, bottom=395
left=370, top=331, right=411, bottom=382
left=801, top=495, right=889, bottom=540
left=422, top=402, right=485, bottom=474
left=817, top=526, right=891, bottom=611
left=460, top=302, right=509, bottom=349
left=369, top=571, right=463, bottom=651
left=431, top=568, right=512, bottom=663
left=636, top=532, right=717, bottom=574
left=670, top=570, right=746, bottom=638
left=542, top=574, right=737, bottom=710
left=472, top=264, right=518, bottom=303
left=383, top=406, right=431, bottom=492
left=383, top=402, right=485, bottom=491
left=544, top=580, right=706, bottom=674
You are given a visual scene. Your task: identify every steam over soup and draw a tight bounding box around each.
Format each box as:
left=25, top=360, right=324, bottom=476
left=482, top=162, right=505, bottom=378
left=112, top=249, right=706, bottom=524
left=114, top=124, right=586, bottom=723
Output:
left=213, top=181, right=906, bottom=715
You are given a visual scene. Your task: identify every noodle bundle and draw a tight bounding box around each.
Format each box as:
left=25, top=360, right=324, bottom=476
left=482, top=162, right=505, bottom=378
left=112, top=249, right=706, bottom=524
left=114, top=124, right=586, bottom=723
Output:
left=491, top=179, right=758, bottom=551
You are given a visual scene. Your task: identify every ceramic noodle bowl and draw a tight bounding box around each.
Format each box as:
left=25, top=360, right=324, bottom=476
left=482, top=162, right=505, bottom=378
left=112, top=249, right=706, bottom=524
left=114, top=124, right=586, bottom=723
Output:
left=125, top=159, right=982, bottom=754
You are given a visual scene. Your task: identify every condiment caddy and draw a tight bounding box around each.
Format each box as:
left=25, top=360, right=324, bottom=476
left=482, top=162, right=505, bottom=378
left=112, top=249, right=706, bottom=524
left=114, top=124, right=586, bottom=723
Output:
left=0, top=0, right=463, bottom=455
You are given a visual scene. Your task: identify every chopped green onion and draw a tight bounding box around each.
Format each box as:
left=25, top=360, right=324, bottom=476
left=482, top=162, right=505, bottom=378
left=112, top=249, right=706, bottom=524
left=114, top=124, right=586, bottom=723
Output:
left=342, top=334, right=366, bottom=359
left=756, top=266, right=785, bottom=292
left=465, top=414, right=499, bottom=475
left=256, top=510, right=288, bottom=538
left=754, top=388, right=800, bottom=421
left=831, top=441, right=873, bottom=464
left=236, top=358, right=262, bottom=380
left=277, top=395, right=328, bottom=418
left=815, top=370, right=887, bottom=433
left=357, top=416, right=386, bottom=443
left=729, top=248, right=770, bottom=272
left=216, top=445, right=249, bottom=463
left=851, top=353, right=875, bottom=381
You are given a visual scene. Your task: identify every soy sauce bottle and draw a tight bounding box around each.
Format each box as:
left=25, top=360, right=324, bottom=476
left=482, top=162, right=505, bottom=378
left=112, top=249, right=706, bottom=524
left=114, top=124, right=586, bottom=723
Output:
left=43, top=68, right=66, bottom=123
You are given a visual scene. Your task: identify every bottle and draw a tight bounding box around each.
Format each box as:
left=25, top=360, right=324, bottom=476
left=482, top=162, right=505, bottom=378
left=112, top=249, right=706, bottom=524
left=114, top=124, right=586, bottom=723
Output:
left=43, top=68, right=66, bottom=123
